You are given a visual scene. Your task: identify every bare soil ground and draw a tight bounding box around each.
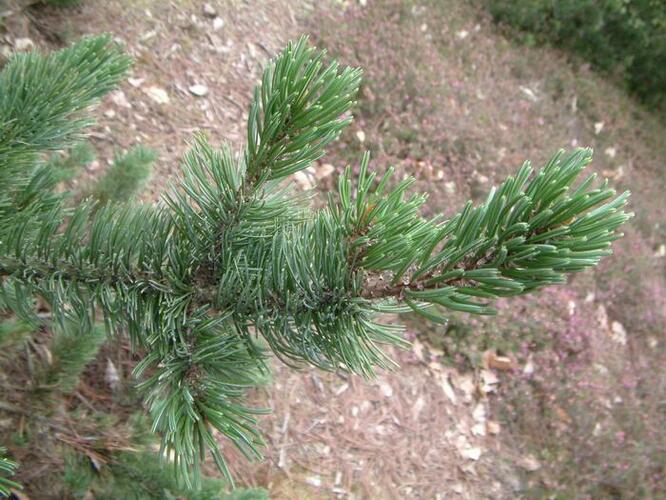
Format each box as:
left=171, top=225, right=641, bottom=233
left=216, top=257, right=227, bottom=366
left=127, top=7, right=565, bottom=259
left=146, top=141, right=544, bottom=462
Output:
left=2, top=0, right=665, bottom=498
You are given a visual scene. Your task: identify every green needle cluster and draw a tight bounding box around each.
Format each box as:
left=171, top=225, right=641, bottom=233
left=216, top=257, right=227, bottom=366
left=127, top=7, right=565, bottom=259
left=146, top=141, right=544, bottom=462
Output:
left=0, top=34, right=632, bottom=489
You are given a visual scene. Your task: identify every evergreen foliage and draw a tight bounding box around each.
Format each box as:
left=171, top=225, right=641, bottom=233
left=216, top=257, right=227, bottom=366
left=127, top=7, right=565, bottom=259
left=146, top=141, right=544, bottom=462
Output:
left=38, top=322, right=106, bottom=393
left=0, top=34, right=130, bottom=246
left=0, top=33, right=632, bottom=491
left=0, top=319, right=31, bottom=358
left=63, top=449, right=267, bottom=500
left=46, top=142, right=96, bottom=185
left=0, top=447, right=20, bottom=497
left=90, top=146, right=155, bottom=204
left=486, top=0, right=666, bottom=110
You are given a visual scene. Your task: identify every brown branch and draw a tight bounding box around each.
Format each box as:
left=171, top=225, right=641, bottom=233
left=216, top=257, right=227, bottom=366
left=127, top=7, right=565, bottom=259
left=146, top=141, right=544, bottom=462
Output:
left=358, top=245, right=497, bottom=301
left=359, top=272, right=470, bottom=300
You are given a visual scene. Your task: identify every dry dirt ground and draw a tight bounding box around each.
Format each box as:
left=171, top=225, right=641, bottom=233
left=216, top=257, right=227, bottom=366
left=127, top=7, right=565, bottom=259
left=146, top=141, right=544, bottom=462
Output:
left=2, top=0, right=665, bottom=498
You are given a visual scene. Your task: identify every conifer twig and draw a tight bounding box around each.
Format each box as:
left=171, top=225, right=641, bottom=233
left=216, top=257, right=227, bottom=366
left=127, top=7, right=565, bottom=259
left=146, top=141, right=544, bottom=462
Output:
left=0, top=35, right=632, bottom=488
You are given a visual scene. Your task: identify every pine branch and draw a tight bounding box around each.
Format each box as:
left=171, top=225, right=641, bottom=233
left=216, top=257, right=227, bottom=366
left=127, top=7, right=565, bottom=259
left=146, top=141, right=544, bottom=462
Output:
left=338, top=149, right=632, bottom=319
left=38, top=322, right=107, bottom=394
left=90, top=146, right=155, bottom=204
left=46, top=142, right=96, bottom=184
left=0, top=318, right=31, bottom=357
left=245, top=36, right=361, bottom=183
left=0, top=35, right=131, bottom=236
left=0, top=447, right=20, bottom=498
left=0, top=34, right=130, bottom=171
left=0, top=35, right=632, bottom=489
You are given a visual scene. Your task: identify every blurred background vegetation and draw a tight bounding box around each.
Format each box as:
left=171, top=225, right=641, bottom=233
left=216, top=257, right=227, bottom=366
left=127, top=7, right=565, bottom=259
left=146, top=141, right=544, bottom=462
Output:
left=486, top=0, right=666, bottom=112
